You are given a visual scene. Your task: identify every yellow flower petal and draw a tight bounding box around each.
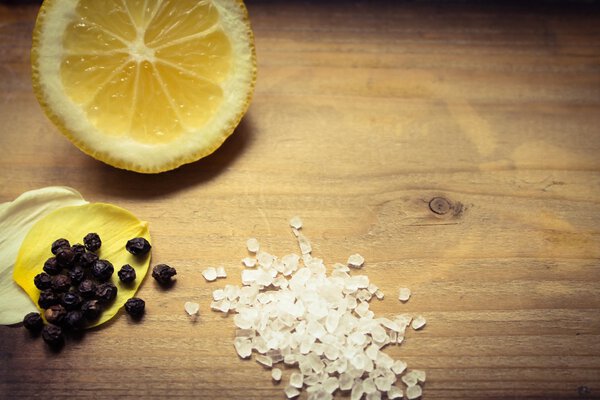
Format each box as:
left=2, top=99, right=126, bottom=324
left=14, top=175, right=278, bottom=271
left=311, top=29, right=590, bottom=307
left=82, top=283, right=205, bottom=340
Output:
left=0, top=187, right=87, bottom=325
left=13, top=203, right=151, bottom=328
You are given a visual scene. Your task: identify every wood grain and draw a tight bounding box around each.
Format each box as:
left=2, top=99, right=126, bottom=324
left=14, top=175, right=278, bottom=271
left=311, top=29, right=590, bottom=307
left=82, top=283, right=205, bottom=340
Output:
left=1, top=1, right=600, bottom=399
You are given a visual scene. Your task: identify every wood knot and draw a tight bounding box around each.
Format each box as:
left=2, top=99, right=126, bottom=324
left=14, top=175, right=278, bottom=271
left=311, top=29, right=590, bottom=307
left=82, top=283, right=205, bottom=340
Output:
left=428, top=196, right=464, bottom=217
left=429, top=197, right=451, bottom=215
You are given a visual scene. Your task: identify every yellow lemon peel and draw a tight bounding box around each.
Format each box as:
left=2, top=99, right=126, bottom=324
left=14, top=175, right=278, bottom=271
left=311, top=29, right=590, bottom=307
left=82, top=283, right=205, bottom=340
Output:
left=13, top=203, right=151, bottom=328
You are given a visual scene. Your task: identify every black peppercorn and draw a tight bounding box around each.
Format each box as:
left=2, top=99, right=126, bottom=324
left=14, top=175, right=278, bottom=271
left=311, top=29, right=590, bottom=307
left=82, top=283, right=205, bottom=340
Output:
left=44, top=304, right=67, bottom=325
left=51, top=274, right=72, bottom=293
left=78, top=279, right=96, bottom=299
left=33, top=272, right=53, bottom=290
left=117, top=264, right=136, bottom=284
left=51, top=238, right=70, bottom=255
left=124, top=297, right=145, bottom=318
left=78, top=251, right=98, bottom=269
left=83, top=232, right=102, bottom=252
left=63, top=310, right=84, bottom=331
left=61, top=292, right=82, bottom=311
left=96, top=282, right=118, bottom=303
left=43, top=257, right=61, bottom=275
left=91, top=259, right=114, bottom=282
left=38, top=290, right=59, bottom=309
left=42, top=324, right=64, bottom=348
left=68, top=265, right=85, bottom=284
left=55, top=246, right=75, bottom=268
left=81, top=300, right=102, bottom=320
left=152, top=264, right=177, bottom=284
left=71, top=243, right=86, bottom=263
left=126, top=237, right=151, bottom=256
left=23, top=312, right=44, bottom=333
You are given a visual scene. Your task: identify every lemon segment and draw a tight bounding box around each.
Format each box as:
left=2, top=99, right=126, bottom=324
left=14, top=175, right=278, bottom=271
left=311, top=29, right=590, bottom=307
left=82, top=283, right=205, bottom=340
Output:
left=13, top=203, right=151, bottom=328
left=32, top=0, right=256, bottom=173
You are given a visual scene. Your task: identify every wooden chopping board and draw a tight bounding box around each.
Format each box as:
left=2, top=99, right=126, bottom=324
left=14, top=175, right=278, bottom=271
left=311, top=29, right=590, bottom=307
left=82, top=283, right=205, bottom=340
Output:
left=0, top=1, right=599, bottom=399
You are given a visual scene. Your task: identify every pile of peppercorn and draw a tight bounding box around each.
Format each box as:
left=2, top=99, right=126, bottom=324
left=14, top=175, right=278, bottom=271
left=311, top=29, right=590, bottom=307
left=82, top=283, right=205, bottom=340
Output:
left=21, top=234, right=169, bottom=348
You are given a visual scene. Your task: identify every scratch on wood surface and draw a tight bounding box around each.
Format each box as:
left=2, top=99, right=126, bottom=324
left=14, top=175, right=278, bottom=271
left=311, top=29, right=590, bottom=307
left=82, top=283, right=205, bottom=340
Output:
left=447, top=100, right=497, bottom=157
left=257, top=207, right=271, bottom=235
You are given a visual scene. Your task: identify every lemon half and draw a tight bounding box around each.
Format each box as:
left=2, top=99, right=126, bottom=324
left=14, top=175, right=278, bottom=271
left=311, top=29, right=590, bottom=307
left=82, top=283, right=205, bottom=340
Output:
left=32, top=0, right=256, bottom=173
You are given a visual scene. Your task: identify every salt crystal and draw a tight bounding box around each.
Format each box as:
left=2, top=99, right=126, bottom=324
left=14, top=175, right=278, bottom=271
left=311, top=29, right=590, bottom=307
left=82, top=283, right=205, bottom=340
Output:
left=387, top=386, right=403, bottom=399
left=290, top=372, right=304, bottom=388
left=356, top=289, right=371, bottom=302
left=184, top=301, right=199, bottom=316
left=285, top=385, right=300, bottom=398
left=252, top=336, right=269, bottom=354
left=216, top=267, right=227, bottom=278
left=367, top=283, right=378, bottom=294
left=323, top=377, right=339, bottom=394
left=391, top=360, right=407, bottom=375
left=202, top=267, right=218, bottom=282
left=379, top=318, right=400, bottom=332
left=398, top=287, right=411, bottom=302
left=234, top=338, right=252, bottom=358
left=334, top=262, right=350, bottom=272
left=339, top=373, right=353, bottom=391
left=354, top=301, right=369, bottom=317
left=325, top=312, right=340, bottom=333
left=366, top=344, right=379, bottom=360
left=272, top=367, right=282, bottom=381
left=375, top=290, right=384, bottom=300
left=212, top=289, right=226, bottom=301
left=406, top=384, right=422, bottom=399
left=256, top=354, right=273, bottom=368
left=247, top=238, right=260, bottom=253
left=363, top=378, right=376, bottom=394
left=351, top=381, right=364, bottom=400
left=289, top=216, right=303, bottom=229
left=366, top=392, right=382, bottom=400
left=297, top=233, right=312, bottom=255
left=304, top=374, right=320, bottom=386
left=257, top=251, right=275, bottom=268
left=284, top=354, right=297, bottom=365
left=395, top=314, right=412, bottom=326
left=224, top=285, right=240, bottom=300
left=413, top=369, right=426, bottom=383
left=218, top=299, right=231, bottom=313
left=267, top=349, right=284, bottom=364
left=370, top=324, right=387, bottom=343
left=241, top=269, right=258, bottom=285
left=347, top=253, right=365, bottom=268
left=349, top=332, right=367, bottom=346
left=401, top=371, right=418, bottom=387
left=374, top=376, right=392, bottom=392
left=242, top=257, right=257, bottom=267
left=411, top=315, right=427, bottom=330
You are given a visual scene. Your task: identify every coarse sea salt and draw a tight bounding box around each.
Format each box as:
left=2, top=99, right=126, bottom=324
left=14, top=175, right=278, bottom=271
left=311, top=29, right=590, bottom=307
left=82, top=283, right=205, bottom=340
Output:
left=347, top=253, right=365, bottom=268
left=398, top=287, right=411, bottom=302
left=212, top=219, right=427, bottom=399
left=202, top=267, right=217, bottom=282
left=289, top=216, right=303, bottom=230
left=247, top=237, right=260, bottom=253
left=184, top=301, right=199, bottom=316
